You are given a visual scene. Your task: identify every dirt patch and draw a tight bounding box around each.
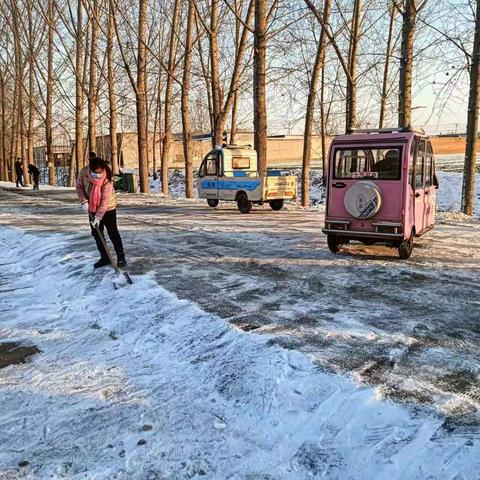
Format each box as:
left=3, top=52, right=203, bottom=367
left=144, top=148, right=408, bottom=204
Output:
left=0, top=342, right=40, bottom=369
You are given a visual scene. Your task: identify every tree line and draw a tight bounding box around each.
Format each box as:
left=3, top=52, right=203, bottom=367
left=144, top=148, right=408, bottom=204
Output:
left=0, top=0, right=478, bottom=214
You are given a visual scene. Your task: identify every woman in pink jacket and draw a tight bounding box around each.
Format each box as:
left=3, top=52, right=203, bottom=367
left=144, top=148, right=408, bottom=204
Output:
left=76, top=156, right=126, bottom=268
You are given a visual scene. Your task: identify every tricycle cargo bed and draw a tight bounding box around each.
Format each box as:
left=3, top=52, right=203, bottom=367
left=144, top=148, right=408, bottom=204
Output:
left=263, top=175, right=297, bottom=201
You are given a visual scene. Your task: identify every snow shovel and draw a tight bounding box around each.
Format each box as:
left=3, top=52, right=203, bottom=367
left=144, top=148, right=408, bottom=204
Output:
left=89, top=214, right=133, bottom=289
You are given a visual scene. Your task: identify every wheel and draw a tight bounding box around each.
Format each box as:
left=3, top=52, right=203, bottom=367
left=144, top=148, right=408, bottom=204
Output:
left=237, top=192, right=252, bottom=214
left=269, top=199, right=284, bottom=211
left=207, top=199, right=219, bottom=208
left=327, top=234, right=342, bottom=254
left=398, top=234, right=413, bottom=259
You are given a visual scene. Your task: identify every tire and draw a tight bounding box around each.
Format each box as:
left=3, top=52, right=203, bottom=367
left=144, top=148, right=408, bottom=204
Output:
left=269, top=199, right=284, bottom=211
left=327, top=234, right=342, bottom=254
left=207, top=199, right=219, bottom=208
left=398, top=234, right=413, bottom=259
left=237, top=192, right=252, bottom=214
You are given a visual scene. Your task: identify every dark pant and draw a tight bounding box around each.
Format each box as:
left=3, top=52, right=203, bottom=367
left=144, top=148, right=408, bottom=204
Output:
left=32, top=175, right=39, bottom=190
left=16, top=173, right=23, bottom=187
left=90, top=209, right=125, bottom=260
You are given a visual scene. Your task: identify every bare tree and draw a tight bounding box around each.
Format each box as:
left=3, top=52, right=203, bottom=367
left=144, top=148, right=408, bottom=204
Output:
left=254, top=0, right=267, bottom=175
left=107, top=0, right=118, bottom=174
left=345, top=0, right=362, bottom=132
left=72, top=0, right=84, bottom=187
left=182, top=0, right=195, bottom=198
left=46, top=0, right=56, bottom=185
left=301, top=0, right=331, bottom=207
left=136, top=0, right=149, bottom=192
left=304, top=0, right=363, bottom=133
left=397, top=0, right=427, bottom=128
left=379, top=1, right=397, bottom=128
left=26, top=0, right=36, bottom=177
left=462, top=0, right=480, bottom=215
left=0, top=65, right=7, bottom=181
left=87, top=0, right=100, bottom=153
left=161, top=0, right=181, bottom=195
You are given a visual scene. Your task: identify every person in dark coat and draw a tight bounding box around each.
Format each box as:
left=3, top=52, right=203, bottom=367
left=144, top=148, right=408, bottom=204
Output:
left=28, top=164, right=40, bottom=190
left=15, top=159, right=23, bottom=187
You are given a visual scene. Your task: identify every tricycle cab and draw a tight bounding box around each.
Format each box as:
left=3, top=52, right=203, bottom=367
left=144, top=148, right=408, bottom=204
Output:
left=322, top=128, right=438, bottom=259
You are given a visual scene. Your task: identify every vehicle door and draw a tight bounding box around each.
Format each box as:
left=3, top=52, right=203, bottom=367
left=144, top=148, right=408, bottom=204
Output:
left=413, top=138, right=426, bottom=233
left=424, top=140, right=437, bottom=227
left=198, top=151, right=220, bottom=199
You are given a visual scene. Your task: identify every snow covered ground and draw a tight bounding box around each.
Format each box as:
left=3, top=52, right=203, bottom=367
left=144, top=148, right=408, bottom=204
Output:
left=0, top=224, right=479, bottom=479
left=0, top=173, right=479, bottom=478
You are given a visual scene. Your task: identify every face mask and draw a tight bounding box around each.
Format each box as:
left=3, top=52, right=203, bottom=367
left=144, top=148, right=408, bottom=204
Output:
left=90, top=171, right=103, bottom=179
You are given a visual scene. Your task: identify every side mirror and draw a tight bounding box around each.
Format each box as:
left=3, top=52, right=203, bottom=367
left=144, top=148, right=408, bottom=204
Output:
left=433, top=174, right=439, bottom=189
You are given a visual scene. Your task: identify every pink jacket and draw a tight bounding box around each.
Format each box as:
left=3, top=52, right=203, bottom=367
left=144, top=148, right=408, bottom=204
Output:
left=76, top=167, right=117, bottom=220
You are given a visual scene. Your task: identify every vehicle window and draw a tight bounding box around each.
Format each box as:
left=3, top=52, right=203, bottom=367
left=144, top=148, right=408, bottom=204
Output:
left=409, top=137, right=417, bottom=186
left=425, top=140, right=433, bottom=187
left=205, top=154, right=218, bottom=176
left=334, top=147, right=401, bottom=180
left=232, top=156, right=250, bottom=169
left=418, top=139, right=426, bottom=158
left=426, top=140, right=433, bottom=156
left=415, top=156, right=425, bottom=189
left=425, top=157, right=433, bottom=187
left=199, top=159, right=207, bottom=177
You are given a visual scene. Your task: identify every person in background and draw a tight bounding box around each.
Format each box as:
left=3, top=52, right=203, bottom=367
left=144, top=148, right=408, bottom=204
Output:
left=28, top=164, right=40, bottom=190
left=15, top=159, right=23, bottom=187
left=76, top=156, right=127, bottom=269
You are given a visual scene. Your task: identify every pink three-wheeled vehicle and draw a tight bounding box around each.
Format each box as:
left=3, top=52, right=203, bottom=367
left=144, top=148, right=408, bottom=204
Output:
left=322, top=128, right=439, bottom=259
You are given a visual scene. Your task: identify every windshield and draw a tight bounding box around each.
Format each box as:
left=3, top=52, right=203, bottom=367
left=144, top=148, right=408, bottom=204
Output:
left=334, top=147, right=402, bottom=180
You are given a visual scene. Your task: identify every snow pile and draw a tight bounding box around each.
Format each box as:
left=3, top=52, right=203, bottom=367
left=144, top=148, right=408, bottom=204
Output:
left=0, top=226, right=479, bottom=479
left=436, top=172, right=480, bottom=213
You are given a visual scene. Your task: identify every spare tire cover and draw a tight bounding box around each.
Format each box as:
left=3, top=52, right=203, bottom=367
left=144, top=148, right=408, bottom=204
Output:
left=343, top=181, right=382, bottom=219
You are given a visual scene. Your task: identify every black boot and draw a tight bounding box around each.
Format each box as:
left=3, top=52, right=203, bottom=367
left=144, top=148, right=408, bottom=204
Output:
left=94, top=257, right=111, bottom=269
left=117, top=253, right=127, bottom=268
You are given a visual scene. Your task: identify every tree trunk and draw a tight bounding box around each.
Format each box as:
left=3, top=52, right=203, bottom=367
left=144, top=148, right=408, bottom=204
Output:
left=11, top=0, right=29, bottom=185
left=379, top=2, right=396, bottom=129
left=195, top=19, right=214, bottom=132
left=462, top=0, right=480, bottom=215
left=87, top=0, right=99, bottom=154
left=345, top=0, right=361, bottom=132
left=230, top=90, right=239, bottom=145
left=26, top=0, right=35, bottom=175
left=182, top=0, right=195, bottom=199
left=320, top=64, right=327, bottom=177
left=229, top=0, right=243, bottom=146
left=210, top=0, right=222, bottom=146
left=136, top=0, right=149, bottom=193
left=398, top=0, right=416, bottom=129
left=9, top=72, right=18, bottom=183
left=161, top=0, right=181, bottom=195
left=0, top=71, right=6, bottom=181
left=254, top=0, right=268, bottom=175
left=72, top=0, right=84, bottom=187
left=301, top=0, right=331, bottom=207
left=46, top=0, right=56, bottom=185
left=19, top=79, right=29, bottom=185
left=107, top=0, right=118, bottom=174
